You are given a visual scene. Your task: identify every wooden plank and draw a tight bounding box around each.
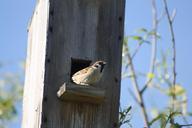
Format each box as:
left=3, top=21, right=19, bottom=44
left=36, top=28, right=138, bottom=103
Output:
left=57, top=83, right=105, bottom=104
left=42, top=0, right=125, bottom=127
left=22, top=0, right=125, bottom=127
left=22, top=0, right=49, bottom=128
left=41, top=0, right=124, bottom=128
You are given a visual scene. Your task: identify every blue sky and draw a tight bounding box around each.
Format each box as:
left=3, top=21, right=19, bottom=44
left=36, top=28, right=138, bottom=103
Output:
left=122, top=0, right=192, bottom=127
left=1, top=0, right=192, bottom=127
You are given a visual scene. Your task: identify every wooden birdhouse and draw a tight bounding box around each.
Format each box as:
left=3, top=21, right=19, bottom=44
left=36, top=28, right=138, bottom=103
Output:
left=22, top=0, right=125, bottom=127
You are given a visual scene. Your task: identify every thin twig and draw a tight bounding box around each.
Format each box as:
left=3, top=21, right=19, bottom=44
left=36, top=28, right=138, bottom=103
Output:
left=157, top=10, right=166, bottom=23
left=182, top=116, right=191, bottom=128
left=141, top=0, right=158, bottom=94
left=163, top=0, right=177, bottom=121
left=180, top=124, right=192, bottom=127
left=123, top=43, right=144, bottom=74
left=127, top=51, right=150, bottom=128
left=132, top=43, right=143, bottom=59
left=128, top=88, right=140, bottom=105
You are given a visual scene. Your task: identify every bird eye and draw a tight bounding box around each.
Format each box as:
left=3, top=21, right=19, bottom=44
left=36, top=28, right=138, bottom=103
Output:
left=99, top=62, right=103, bottom=65
left=94, top=64, right=99, bottom=68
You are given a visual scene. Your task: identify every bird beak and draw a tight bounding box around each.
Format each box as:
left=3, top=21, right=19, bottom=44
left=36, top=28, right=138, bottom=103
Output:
left=103, top=61, right=107, bottom=65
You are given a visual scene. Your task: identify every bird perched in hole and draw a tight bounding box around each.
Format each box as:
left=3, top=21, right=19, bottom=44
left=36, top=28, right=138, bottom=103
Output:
left=72, top=61, right=106, bottom=85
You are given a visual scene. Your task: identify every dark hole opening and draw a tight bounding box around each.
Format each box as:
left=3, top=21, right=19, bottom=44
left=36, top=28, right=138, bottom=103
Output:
left=70, top=58, right=92, bottom=80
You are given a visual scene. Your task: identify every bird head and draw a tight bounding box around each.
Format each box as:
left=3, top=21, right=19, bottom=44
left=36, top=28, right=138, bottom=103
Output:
left=92, top=61, right=106, bottom=72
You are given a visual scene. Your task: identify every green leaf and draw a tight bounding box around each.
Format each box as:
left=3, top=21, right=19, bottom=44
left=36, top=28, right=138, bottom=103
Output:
left=131, top=36, right=143, bottom=40
left=137, top=28, right=148, bottom=33
left=148, top=31, right=161, bottom=39
left=167, top=85, right=185, bottom=96
left=171, top=123, right=181, bottom=128
left=119, top=106, right=132, bottom=127
left=170, top=111, right=182, bottom=118
left=149, top=113, right=167, bottom=126
left=147, top=72, right=155, bottom=79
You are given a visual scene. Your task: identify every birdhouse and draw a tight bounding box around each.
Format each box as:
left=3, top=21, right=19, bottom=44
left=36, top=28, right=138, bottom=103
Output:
left=22, top=0, right=125, bottom=127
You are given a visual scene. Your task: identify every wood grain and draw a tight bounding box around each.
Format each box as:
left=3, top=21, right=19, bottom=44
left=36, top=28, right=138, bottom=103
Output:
left=22, top=0, right=125, bottom=127
left=22, top=0, right=49, bottom=128
left=57, top=83, right=105, bottom=104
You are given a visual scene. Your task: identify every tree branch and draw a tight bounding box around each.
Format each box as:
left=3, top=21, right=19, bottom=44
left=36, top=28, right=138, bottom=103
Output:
left=141, top=0, right=158, bottom=94
left=181, top=116, right=191, bottom=128
left=180, top=124, right=192, bottom=127
left=127, top=51, right=150, bottom=128
left=128, top=88, right=140, bottom=105
left=163, top=0, right=177, bottom=111
left=123, top=42, right=144, bottom=75
left=163, top=0, right=177, bottom=124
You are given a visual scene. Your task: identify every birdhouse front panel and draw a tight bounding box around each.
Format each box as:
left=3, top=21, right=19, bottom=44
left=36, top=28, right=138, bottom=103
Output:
left=40, top=0, right=125, bottom=127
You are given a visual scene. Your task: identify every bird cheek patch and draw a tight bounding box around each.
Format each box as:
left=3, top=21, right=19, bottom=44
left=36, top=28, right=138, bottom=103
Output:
left=70, top=58, right=92, bottom=81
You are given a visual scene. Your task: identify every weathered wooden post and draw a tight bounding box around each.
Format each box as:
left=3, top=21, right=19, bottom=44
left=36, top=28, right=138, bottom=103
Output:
left=22, top=0, right=125, bottom=127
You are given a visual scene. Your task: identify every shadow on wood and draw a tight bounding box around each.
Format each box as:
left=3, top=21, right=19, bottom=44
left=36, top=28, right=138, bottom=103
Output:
left=57, top=83, right=106, bottom=104
left=22, top=0, right=125, bottom=127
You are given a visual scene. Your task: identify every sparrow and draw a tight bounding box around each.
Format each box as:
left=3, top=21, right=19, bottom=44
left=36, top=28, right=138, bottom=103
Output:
left=72, top=61, right=106, bottom=85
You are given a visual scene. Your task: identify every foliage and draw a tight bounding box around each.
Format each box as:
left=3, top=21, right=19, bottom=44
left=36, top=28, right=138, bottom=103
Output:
left=149, top=111, right=182, bottom=128
left=122, top=30, right=191, bottom=127
left=119, top=106, right=132, bottom=128
left=120, top=0, right=192, bottom=127
left=0, top=63, right=23, bottom=128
